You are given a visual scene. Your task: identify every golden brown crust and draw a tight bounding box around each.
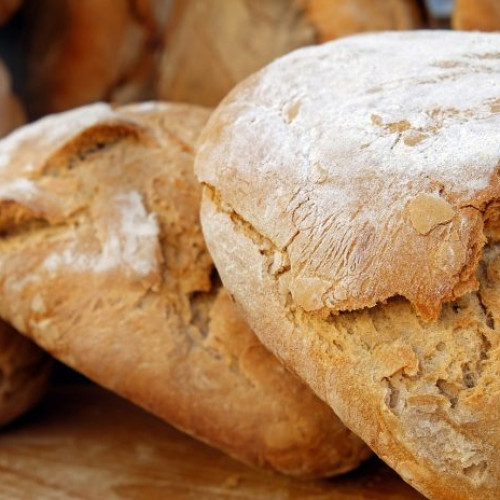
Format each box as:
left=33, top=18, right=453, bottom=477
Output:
left=453, top=0, right=500, bottom=31
left=157, top=0, right=422, bottom=107
left=196, top=31, right=500, bottom=498
left=0, top=321, right=52, bottom=427
left=0, top=102, right=370, bottom=476
left=25, top=0, right=170, bottom=118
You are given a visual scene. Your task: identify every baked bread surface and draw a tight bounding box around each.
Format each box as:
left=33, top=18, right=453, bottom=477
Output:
left=0, top=102, right=370, bottom=476
left=196, top=31, right=500, bottom=499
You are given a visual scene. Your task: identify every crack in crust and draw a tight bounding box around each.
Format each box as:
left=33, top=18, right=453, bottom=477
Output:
left=202, top=181, right=500, bottom=498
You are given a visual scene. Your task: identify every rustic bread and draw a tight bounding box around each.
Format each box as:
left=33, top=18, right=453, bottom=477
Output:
left=196, top=31, right=500, bottom=499
left=0, top=102, right=370, bottom=476
left=0, top=59, right=24, bottom=138
left=25, top=0, right=171, bottom=118
left=453, top=0, right=500, bottom=31
left=158, top=0, right=422, bottom=107
left=0, top=0, right=21, bottom=25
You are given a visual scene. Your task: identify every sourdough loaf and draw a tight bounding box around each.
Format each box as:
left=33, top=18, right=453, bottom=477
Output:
left=196, top=31, right=500, bottom=499
left=0, top=102, right=370, bottom=476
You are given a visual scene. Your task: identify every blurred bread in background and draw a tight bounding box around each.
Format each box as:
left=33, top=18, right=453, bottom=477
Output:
left=303, top=0, right=423, bottom=42
left=0, top=59, right=24, bottom=136
left=158, top=0, right=423, bottom=107
left=25, top=0, right=172, bottom=118
left=0, top=0, right=22, bottom=25
left=453, top=0, right=500, bottom=31
left=23, top=0, right=424, bottom=115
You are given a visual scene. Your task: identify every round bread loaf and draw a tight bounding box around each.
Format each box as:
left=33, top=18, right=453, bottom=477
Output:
left=25, top=0, right=171, bottom=118
left=196, top=31, right=500, bottom=499
left=158, top=0, right=422, bottom=107
left=0, top=102, right=370, bottom=476
left=453, top=0, right=500, bottom=31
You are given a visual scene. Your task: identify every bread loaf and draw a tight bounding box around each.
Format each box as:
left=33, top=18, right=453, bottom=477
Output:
left=0, top=102, right=370, bottom=476
left=196, top=31, right=500, bottom=499
left=158, top=0, right=423, bottom=106
left=25, top=0, right=171, bottom=118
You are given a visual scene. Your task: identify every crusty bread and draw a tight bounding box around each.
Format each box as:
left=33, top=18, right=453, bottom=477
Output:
left=0, top=59, right=24, bottom=138
left=25, top=0, right=171, bottom=118
left=0, top=321, right=51, bottom=427
left=158, top=0, right=422, bottom=107
left=196, top=31, right=500, bottom=499
left=453, top=0, right=500, bottom=31
left=0, top=0, right=22, bottom=25
left=0, top=102, right=370, bottom=476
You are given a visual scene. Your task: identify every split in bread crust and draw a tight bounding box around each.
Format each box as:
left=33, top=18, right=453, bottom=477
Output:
left=196, top=31, right=500, bottom=499
left=0, top=102, right=370, bottom=476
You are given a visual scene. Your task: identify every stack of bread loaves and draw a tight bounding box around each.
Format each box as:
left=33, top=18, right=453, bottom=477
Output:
left=1, top=1, right=500, bottom=498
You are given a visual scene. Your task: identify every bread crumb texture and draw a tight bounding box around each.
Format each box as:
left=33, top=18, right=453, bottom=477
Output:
left=0, top=102, right=370, bottom=477
left=196, top=31, right=500, bottom=499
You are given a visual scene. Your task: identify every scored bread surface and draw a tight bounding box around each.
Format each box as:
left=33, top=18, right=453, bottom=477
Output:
left=196, top=31, right=500, bottom=499
left=0, top=102, right=370, bottom=476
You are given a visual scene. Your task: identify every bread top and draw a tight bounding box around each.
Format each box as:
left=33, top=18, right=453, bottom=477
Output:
left=158, top=0, right=422, bottom=107
left=0, top=102, right=369, bottom=476
left=26, top=0, right=171, bottom=117
left=453, top=0, right=500, bottom=31
left=197, top=30, right=500, bottom=321
left=0, top=320, right=51, bottom=427
left=0, top=59, right=25, bottom=138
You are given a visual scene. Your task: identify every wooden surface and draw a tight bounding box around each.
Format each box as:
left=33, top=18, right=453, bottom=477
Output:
left=0, top=386, right=425, bottom=499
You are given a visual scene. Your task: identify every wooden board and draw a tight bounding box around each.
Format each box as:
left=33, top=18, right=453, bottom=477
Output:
left=0, top=386, right=425, bottom=499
